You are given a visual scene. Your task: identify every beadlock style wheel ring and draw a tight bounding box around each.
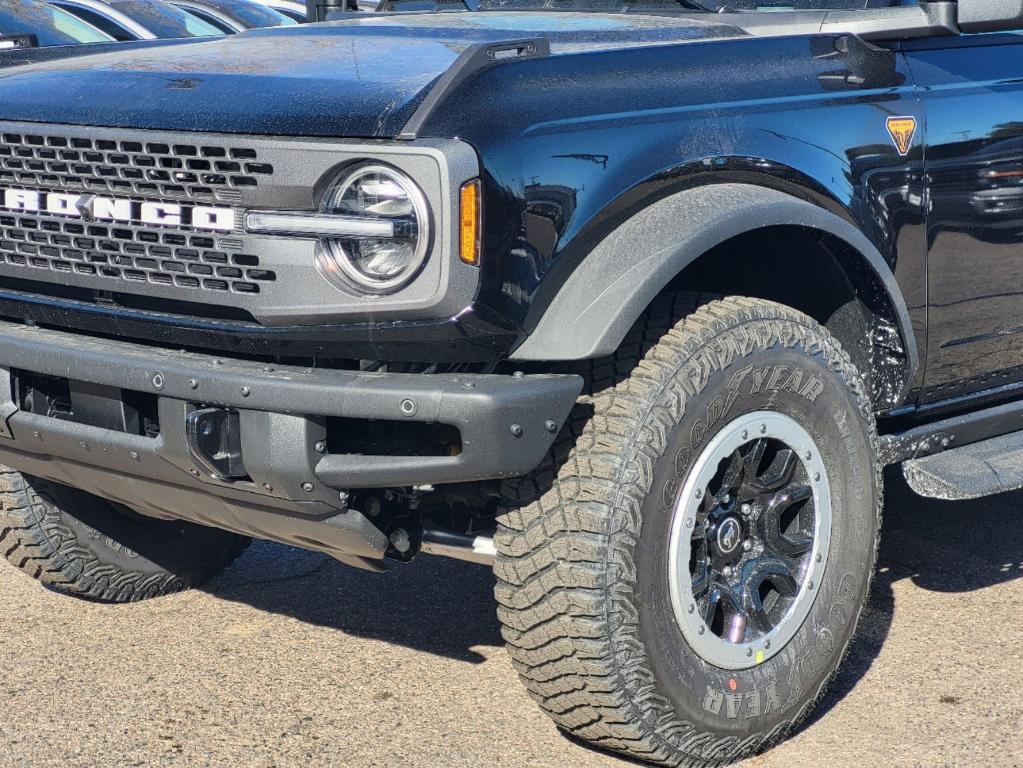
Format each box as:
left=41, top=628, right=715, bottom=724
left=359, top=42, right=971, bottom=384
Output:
left=667, top=411, right=832, bottom=670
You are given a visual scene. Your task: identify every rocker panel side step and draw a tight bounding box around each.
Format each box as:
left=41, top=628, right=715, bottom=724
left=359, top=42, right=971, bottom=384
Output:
left=903, top=429, right=1023, bottom=500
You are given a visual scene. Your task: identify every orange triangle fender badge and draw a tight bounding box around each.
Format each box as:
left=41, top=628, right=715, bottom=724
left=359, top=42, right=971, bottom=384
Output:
left=886, top=116, right=918, bottom=157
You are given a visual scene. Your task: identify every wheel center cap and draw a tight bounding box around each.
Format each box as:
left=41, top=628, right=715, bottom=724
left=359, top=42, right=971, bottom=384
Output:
left=716, top=516, right=742, bottom=556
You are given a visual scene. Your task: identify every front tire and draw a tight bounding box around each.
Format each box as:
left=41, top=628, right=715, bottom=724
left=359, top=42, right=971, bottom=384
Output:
left=0, top=470, right=249, bottom=602
left=495, top=295, right=880, bottom=766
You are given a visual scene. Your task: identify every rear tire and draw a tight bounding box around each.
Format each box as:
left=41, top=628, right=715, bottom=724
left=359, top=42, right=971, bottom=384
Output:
left=495, top=295, right=880, bottom=766
left=0, top=470, right=249, bottom=602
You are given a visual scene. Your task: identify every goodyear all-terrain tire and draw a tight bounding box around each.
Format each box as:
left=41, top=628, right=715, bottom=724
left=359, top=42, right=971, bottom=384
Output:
left=0, top=469, right=249, bottom=602
left=495, top=295, right=880, bottom=767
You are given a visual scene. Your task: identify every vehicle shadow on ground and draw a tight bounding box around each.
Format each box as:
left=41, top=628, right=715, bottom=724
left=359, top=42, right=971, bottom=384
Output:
left=201, top=465, right=1023, bottom=680
left=204, top=538, right=504, bottom=663
left=795, top=465, right=1023, bottom=733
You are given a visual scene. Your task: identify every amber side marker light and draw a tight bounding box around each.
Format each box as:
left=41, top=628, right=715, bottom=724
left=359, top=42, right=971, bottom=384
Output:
left=460, top=179, right=482, bottom=266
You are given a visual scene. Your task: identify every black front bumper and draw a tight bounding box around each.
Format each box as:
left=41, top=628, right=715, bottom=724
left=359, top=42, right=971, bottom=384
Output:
left=0, top=321, right=581, bottom=566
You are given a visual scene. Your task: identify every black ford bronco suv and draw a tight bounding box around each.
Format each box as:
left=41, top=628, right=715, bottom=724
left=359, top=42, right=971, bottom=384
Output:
left=1, top=0, right=1022, bottom=764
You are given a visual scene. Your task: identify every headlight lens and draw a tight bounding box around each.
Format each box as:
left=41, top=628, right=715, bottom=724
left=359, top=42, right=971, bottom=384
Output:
left=317, top=164, right=430, bottom=294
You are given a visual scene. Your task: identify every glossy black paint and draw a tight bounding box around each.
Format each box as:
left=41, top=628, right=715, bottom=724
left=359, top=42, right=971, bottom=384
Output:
left=903, top=34, right=1023, bottom=403
left=3, top=10, right=1023, bottom=412
left=415, top=15, right=927, bottom=386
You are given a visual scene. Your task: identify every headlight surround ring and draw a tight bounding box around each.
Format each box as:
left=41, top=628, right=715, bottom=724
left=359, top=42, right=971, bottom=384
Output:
left=316, top=163, right=432, bottom=295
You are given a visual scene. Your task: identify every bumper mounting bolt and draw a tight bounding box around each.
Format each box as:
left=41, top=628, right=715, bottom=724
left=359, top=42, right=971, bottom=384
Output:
left=241, top=386, right=251, bottom=397
left=400, top=399, right=417, bottom=417
left=301, top=482, right=314, bottom=492
left=545, top=419, right=557, bottom=433
left=389, top=528, right=412, bottom=554
left=314, top=440, right=326, bottom=454
left=188, top=378, right=198, bottom=390
left=510, top=423, right=523, bottom=437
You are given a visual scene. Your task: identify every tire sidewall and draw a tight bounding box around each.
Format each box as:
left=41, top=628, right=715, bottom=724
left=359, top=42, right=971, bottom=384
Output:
left=36, top=478, right=242, bottom=580
left=632, top=334, right=878, bottom=741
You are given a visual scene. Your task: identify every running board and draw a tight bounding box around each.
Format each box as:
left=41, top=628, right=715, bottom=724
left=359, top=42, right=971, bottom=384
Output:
left=903, top=430, right=1023, bottom=500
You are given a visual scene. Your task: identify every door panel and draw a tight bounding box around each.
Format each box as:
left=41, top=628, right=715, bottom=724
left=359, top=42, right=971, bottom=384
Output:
left=908, top=36, right=1023, bottom=401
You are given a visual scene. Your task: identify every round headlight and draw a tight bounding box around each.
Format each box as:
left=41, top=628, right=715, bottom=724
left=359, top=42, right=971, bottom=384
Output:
left=316, top=164, right=430, bottom=294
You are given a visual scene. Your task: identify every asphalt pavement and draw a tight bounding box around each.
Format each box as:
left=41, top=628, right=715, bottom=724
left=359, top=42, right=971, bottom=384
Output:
left=1, top=468, right=1021, bottom=768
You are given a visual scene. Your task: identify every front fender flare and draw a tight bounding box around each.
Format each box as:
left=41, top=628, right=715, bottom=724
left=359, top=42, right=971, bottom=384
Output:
left=510, top=182, right=918, bottom=381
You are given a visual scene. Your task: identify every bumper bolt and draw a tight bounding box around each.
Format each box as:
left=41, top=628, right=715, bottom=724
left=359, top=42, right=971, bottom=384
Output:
left=389, top=528, right=412, bottom=554
left=314, top=440, right=326, bottom=454
left=545, top=419, right=557, bottom=433
left=189, top=378, right=198, bottom=390
left=241, top=386, right=251, bottom=397
left=130, top=451, right=139, bottom=461
left=510, top=423, right=523, bottom=437
left=400, top=399, right=417, bottom=417
left=301, top=482, right=314, bottom=492
left=151, top=372, right=164, bottom=390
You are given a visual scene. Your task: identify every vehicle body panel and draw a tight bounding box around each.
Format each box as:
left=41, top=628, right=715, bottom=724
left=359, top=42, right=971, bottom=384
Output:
left=903, top=34, right=1023, bottom=402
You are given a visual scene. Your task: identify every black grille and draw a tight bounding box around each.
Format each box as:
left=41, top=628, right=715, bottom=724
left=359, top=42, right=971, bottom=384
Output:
left=0, top=131, right=273, bottom=203
left=0, top=211, right=276, bottom=295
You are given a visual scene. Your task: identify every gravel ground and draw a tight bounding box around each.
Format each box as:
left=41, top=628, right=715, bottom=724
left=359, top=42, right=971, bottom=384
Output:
left=1, top=468, right=1021, bottom=768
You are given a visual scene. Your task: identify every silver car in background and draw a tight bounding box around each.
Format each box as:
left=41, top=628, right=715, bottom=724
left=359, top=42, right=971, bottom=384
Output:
left=170, top=0, right=297, bottom=31
left=1, top=0, right=113, bottom=46
left=49, top=0, right=223, bottom=39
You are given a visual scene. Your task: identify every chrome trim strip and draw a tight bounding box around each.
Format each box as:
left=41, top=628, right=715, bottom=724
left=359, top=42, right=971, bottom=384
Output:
left=244, top=211, right=396, bottom=238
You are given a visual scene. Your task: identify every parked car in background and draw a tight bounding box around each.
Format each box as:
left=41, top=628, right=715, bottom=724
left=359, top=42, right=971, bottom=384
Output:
left=0, top=0, right=113, bottom=45
left=49, top=0, right=223, bottom=40
left=259, top=0, right=305, bottom=22
left=171, top=0, right=297, bottom=31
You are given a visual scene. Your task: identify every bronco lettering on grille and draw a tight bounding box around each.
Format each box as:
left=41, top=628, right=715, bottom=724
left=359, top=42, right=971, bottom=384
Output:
left=1, top=188, right=234, bottom=232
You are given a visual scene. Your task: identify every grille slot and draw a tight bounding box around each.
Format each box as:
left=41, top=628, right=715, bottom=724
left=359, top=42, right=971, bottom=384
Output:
left=0, top=211, right=276, bottom=295
left=0, top=132, right=273, bottom=202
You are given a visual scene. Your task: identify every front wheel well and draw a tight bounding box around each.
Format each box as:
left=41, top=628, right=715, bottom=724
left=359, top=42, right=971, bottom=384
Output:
left=663, top=225, right=909, bottom=409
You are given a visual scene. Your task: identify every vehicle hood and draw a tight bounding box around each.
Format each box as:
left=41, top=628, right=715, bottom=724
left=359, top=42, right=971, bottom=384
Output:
left=0, top=12, right=744, bottom=137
